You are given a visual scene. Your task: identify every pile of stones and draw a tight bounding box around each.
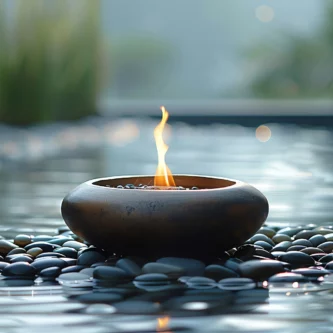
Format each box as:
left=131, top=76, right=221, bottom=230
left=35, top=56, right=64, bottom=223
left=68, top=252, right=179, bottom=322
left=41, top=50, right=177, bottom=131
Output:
left=1, top=224, right=333, bottom=315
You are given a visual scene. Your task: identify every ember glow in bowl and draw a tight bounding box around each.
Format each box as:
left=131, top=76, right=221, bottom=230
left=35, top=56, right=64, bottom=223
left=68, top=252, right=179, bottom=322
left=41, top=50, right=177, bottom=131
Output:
left=61, top=174, right=269, bottom=258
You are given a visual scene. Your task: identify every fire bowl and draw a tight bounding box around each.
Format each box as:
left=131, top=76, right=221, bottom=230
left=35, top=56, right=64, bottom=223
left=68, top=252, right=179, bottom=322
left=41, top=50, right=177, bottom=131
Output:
left=61, top=175, right=269, bottom=258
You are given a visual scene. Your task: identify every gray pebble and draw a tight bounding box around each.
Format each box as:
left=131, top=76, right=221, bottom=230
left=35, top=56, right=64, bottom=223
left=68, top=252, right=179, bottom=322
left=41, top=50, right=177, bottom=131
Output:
left=156, top=257, right=205, bottom=276
left=2, top=262, right=37, bottom=277
left=116, top=258, right=142, bottom=277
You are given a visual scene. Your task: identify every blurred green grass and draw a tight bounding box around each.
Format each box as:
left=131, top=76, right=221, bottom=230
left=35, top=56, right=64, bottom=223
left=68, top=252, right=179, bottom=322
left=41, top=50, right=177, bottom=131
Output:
left=0, top=0, right=107, bottom=125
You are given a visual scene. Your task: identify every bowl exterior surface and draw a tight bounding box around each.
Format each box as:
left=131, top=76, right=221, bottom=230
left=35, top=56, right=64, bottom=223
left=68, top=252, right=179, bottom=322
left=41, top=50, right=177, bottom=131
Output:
left=61, top=175, right=269, bottom=257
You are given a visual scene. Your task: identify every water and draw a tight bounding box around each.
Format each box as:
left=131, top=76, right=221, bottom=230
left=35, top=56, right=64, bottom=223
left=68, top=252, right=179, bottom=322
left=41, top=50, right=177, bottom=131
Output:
left=1, top=118, right=333, bottom=332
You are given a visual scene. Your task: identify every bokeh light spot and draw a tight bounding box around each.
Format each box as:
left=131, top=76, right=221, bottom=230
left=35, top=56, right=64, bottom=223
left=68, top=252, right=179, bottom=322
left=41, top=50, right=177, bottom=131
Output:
left=255, top=5, right=275, bottom=23
left=256, top=125, right=271, bottom=142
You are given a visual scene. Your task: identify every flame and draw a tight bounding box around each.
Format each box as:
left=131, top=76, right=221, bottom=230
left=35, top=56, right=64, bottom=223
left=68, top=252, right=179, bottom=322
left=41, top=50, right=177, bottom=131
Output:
left=154, top=106, right=176, bottom=187
left=157, top=316, right=170, bottom=331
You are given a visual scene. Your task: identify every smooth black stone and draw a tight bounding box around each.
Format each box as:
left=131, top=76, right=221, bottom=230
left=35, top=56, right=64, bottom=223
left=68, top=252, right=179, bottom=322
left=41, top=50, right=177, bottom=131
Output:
left=0, top=278, right=35, bottom=287
left=292, top=239, right=313, bottom=247
left=125, top=256, right=149, bottom=267
left=272, top=241, right=292, bottom=252
left=93, top=266, right=130, bottom=282
left=294, top=230, right=317, bottom=240
left=223, top=258, right=243, bottom=274
left=268, top=272, right=308, bottom=283
left=59, top=258, right=77, bottom=266
left=77, top=250, right=106, bottom=266
left=14, top=234, right=32, bottom=247
left=309, top=235, right=327, bottom=247
left=31, top=258, right=68, bottom=272
left=75, top=292, right=123, bottom=304
left=0, top=262, right=10, bottom=271
left=113, top=300, right=161, bottom=314
left=39, top=266, right=62, bottom=279
left=57, top=226, right=70, bottom=234
left=205, top=265, right=239, bottom=281
left=142, top=263, right=184, bottom=279
left=116, top=258, right=142, bottom=277
left=325, top=261, right=333, bottom=270
left=134, top=273, right=170, bottom=285
left=292, top=268, right=330, bottom=278
left=257, top=227, right=276, bottom=238
left=277, top=227, right=302, bottom=237
left=238, top=260, right=286, bottom=281
left=0, top=240, right=18, bottom=256
left=36, top=252, right=66, bottom=259
left=62, top=241, right=87, bottom=251
left=186, top=277, right=216, bottom=288
left=218, top=277, right=256, bottom=290
left=319, top=254, right=333, bottom=263
left=2, top=262, right=37, bottom=277
left=287, top=245, right=307, bottom=252
left=130, top=287, right=185, bottom=302
left=32, top=235, right=54, bottom=243
left=25, top=242, right=58, bottom=252
left=254, top=248, right=275, bottom=259
left=253, top=241, right=273, bottom=251
left=311, top=253, right=326, bottom=261
left=61, top=265, right=86, bottom=274
left=54, top=247, right=78, bottom=259
left=10, top=256, right=33, bottom=264
left=271, top=251, right=288, bottom=258
left=279, top=251, right=315, bottom=268
left=300, top=247, right=325, bottom=255
left=251, top=234, right=275, bottom=246
left=7, top=248, right=26, bottom=256
left=157, top=257, right=205, bottom=276
left=26, top=247, right=43, bottom=257
left=58, top=272, right=92, bottom=282
left=49, top=237, right=74, bottom=246
left=234, top=245, right=256, bottom=258
left=272, top=234, right=292, bottom=243
left=90, top=262, right=115, bottom=268
left=318, top=242, right=333, bottom=253
left=6, top=254, right=33, bottom=262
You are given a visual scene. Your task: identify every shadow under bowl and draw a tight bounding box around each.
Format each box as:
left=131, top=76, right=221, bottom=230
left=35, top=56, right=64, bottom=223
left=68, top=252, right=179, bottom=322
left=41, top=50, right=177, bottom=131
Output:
left=61, top=175, right=269, bottom=258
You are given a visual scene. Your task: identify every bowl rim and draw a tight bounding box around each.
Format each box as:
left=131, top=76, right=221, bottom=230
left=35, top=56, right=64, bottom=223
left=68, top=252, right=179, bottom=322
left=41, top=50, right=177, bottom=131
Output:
left=85, top=174, right=245, bottom=192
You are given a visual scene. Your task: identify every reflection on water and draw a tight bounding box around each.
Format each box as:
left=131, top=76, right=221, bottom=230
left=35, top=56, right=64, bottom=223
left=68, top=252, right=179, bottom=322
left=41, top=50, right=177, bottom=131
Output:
left=1, top=118, right=333, bottom=332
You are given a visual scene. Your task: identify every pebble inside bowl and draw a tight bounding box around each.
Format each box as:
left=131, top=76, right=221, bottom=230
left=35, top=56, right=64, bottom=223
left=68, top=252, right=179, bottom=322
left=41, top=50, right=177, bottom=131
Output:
left=61, top=174, right=269, bottom=258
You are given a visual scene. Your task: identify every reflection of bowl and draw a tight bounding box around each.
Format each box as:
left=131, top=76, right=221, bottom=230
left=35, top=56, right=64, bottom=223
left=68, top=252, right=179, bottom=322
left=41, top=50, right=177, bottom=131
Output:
left=61, top=175, right=269, bottom=258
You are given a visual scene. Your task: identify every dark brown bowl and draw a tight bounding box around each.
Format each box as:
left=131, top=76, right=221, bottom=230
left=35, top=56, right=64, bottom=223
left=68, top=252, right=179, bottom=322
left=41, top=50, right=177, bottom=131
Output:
left=61, top=175, right=269, bottom=258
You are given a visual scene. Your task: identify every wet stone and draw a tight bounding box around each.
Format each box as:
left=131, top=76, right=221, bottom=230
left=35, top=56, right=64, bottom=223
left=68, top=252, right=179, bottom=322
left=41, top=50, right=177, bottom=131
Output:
left=223, top=258, right=242, bottom=274
left=36, top=252, right=66, bottom=259
left=277, top=227, right=302, bottom=237
left=49, top=237, right=74, bottom=246
left=62, top=241, right=87, bottom=251
left=57, top=272, right=92, bottom=284
left=157, top=257, right=205, bottom=276
left=116, top=258, right=142, bottom=277
left=318, top=241, right=333, bottom=253
left=254, top=248, right=275, bottom=259
left=54, top=247, right=78, bottom=259
left=10, top=255, right=33, bottom=264
left=93, top=266, right=131, bottom=283
left=80, top=268, right=95, bottom=278
left=279, top=251, right=315, bottom=268
left=134, top=273, right=170, bottom=285
left=271, top=251, right=288, bottom=258
left=39, top=266, right=62, bottom=279
left=300, top=247, right=325, bottom=255
left=268, top=272, right=309, bottom=283
left=251, top=234, right=275, bottom=246
left=292, top=268, right=330, bottom=279
left=311, top=253, right=326, bottom=261
left=77, top=249, right=106, bottom=266
left=313, top=227, right=333, bottom=235
left=2, top=262, right=37, bottom=277
left=324, top=233, right=333, bottom=241
left=287, top=245, right=307, bottom=252
left=325, top=261, right=333, bottom=270
left=272, top=241, right=292, bottom=252
left=258, top=227, right=276, bottom=238
left=61, top=265, right=86, bottom=274
left=60, top=258, right=77, bottom=266
left=272, top=234, right=292, bottom=244
left=205, top=265, right=239, bottom=281
left=310, top=235, right=328, bottom=247
left=0, top=240, right=18, bottom=256
left=113, top=300, right=161, bottom=315
left=186, top=277, right=216, bottom=289
left=26, top=247, right=43, bottom=257
left=254, top=241, right=273, bottom=251
left=75, top=292, right=123, bottom=304
left=292, top=239, right=313, bottom=247
left=0, top=262, right=10, bottom=271
left=239, top=260, right=287, bottom=281
left=142, top=262, right=185, bottom=279
left=25, top=242, right=57, bottom=253
left=14, top=234, right=32, bottom=247
left=57, top=226, right=70, bottom=234
left=233, top=244, right=256, bottom=259
left=85, top=304, right=116, bottom=314
left=218, top=278, right=256, bottom=291
left=32, top=235, right=54, bottom=243
left=31, top=258, right=68, bottom=272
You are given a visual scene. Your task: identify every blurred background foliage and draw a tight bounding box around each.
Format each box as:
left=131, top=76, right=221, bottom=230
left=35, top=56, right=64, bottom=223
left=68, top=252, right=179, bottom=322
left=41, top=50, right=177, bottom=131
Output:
left=246, top=2, right=333, bottom=98
left=0, top=0, right=106, bottom=125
